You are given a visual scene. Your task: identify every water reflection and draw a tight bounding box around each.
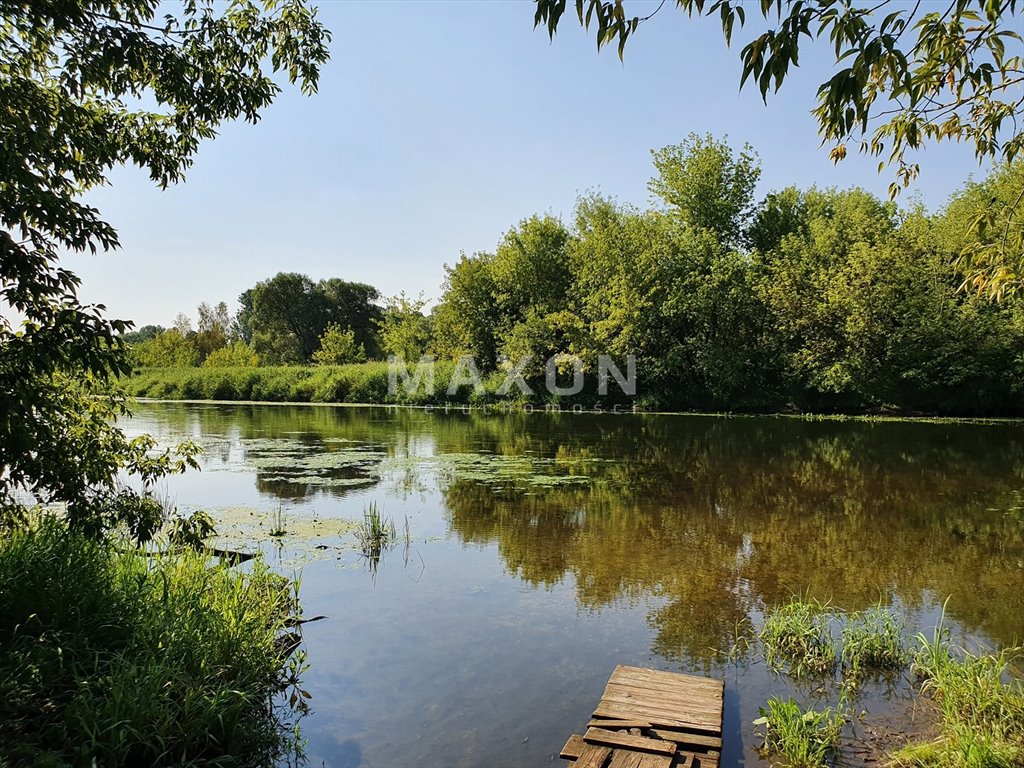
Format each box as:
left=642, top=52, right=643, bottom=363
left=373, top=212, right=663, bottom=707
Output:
left=125, top=403, right=1024, bottom=768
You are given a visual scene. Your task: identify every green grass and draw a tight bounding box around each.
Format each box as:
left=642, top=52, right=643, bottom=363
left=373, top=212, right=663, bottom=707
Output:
left=890, top=626, right=1024, bottom=768
left=760, top=597, right=838, bottom=676
left=754, top=696, right=847, bottom=768
left=840, top=602, right=909, bottom=676
left=0, top=520, right=307, bottom=767
left=356, top=502, right=397, bottom=561
left=122, top=362, right=635, bottom=408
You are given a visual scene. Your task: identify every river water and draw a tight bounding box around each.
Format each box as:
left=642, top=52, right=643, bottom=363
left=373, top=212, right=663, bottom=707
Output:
left=124, top=402, right=1024, bottom=768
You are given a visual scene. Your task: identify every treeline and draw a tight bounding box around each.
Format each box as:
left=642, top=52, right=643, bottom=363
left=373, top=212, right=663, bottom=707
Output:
left=130, top=135, right=1024, bottom=415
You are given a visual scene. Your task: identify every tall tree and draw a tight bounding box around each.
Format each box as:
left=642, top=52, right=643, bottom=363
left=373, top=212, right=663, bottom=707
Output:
left=533, top=0, right=1024, bottom=296
left=248, top=272, right=326, bottom=364
left=0, top=0, right=329, bottom=533
left=649, top=133, right=761, bottom=247
left=377, top=293, right=432, bottom=361
left=431, top=253, right=500, bottom=369
left=317, top=278, right=383, bottom=357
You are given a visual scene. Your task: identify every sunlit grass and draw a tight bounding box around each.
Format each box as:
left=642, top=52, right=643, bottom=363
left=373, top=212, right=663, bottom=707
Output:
left=754, top=696, right=846, bottom=768
left=891, top=618, right=1024, bottom=768
left=841, top=602, right=908, bottom=676
left=760, top=597, right=838, bottom=677
left=0, top=519, right=307, bottom=767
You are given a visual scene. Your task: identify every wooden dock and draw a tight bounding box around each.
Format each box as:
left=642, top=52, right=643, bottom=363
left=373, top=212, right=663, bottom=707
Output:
left=560, top=665, right=724, bottom=768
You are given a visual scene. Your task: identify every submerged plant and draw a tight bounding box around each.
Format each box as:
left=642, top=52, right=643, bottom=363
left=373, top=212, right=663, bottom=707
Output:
left=760, top=597, right=838, bottom=676
left=754, top=696, right=846, bottom=768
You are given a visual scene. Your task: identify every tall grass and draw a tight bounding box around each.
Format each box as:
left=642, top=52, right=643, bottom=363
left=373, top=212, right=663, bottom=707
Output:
left=760, top=597, right=838, bottom=676
left=0, top=520, right=307, bottom=767
left=841, top=602, right=908, bottom=676
left=356, top=502, right=397, bottom=561
left=123, top=362, right=634, bottom=408
left=892, top=621, right=1024, bottom=768
left=754, top=696, right=847, bottom=768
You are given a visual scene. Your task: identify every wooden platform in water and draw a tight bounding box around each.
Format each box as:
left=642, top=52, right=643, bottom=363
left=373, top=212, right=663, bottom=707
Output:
left=560, top=665, right=724, bottom=768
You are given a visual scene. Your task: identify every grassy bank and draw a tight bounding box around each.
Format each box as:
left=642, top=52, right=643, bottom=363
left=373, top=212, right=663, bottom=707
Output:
left=123, top=363, right=633, bottom=408
left=753, top=598, right=1024, bottom=768
left=0, top=521, right=306, bottom=767
left=123, top=365, right=1024, bottom=416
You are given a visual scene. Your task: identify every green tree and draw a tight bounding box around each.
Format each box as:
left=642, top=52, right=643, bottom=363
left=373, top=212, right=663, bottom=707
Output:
left=377, top=293, right=432, bottom=361
left=246, top=273, right=382, bottom=363
left=312, top=323, right=366, bottom=365
left=649, top=133, right=761, bottom=247
left=533, top=0, right=1024, bottom=298
left=248, top=272, right=326, bottom=364
left=202, top=341, right=260, bottom=368
left=122, top=325, right=165, bottom=344
left=534, top=0, right=1024, bottom=186
left=133, top=329, right=199, bottom=368
left=431, top=252, right=500, bottom=369
left=194, top=301, right=232, bottom=362
left=318, top=279, right=383, bottom=357
left=491, top=215, right=572, bottom=342
left=0, top=0, right=329, bottom=535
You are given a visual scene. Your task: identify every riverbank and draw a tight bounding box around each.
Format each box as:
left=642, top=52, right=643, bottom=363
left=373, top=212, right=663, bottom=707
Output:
left=0, top=520, right=307, bottom=767
left=123, top=365, right=1024, bottom=419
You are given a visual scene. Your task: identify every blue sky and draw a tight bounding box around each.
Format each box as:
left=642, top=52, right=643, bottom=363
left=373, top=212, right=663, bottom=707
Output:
left=69, top=0, right=992, bottom=327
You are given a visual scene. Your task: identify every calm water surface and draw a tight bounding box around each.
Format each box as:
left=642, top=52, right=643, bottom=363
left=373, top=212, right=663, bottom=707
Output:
left=124, top=402, right=1024, bottom=768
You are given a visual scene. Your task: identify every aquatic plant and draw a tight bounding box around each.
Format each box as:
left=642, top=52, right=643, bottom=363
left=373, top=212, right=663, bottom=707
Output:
left=760, top=597, right=838, bottom=676
left=753, top=696, right=846, bottom=768
left=356, top=502, right=398, bottom=560
left=892, top=616, right=1024, bottom=768
left=269, top=504, right=288, bottom=537
left=0, top=519, right=307, bottom=766
left=840, top=603, right=908, bottom=676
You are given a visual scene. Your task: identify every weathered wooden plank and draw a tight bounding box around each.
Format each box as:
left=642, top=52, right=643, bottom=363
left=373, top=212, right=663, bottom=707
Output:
left=608, top=750, right=644, bottom=768
left=602, top=684, right=724, bottom=716
left=589, top=719, right=653, bottom=730
left=596, top=691, right=721, bottom=729
left=605, top=678, right=724, bottom=708
left=610, top=666, right=724, bottom=694
left=561, top=733, right=586, bottom=760
left=602, top=683, right=723, bottom=715
left=695, top=754, right=718, bottom=768
left=592, top=700, right=722, bottom=734
left=584, top=728, right=676, bottom=756
left=576, top=744, right=613, bottom=768
left=674, top=752, right=695, bottom=768
left=636, top=754, right=673, bottom=768
left=649, top=730, right=723, bottom=750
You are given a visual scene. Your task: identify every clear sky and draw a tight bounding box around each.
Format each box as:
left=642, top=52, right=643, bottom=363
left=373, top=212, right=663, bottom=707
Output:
left=68, top=0, right=992, bottom=328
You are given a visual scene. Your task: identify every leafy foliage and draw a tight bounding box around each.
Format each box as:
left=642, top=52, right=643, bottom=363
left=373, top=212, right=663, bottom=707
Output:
left=0, top=520, right=307, bottom=767
left=0, top=0, right=329, bottom=533
left=377, top=293, right=432, bottom=361
left=532, top=0, right=1024, bottom=294
left=312, top=323, right=366, bottom=365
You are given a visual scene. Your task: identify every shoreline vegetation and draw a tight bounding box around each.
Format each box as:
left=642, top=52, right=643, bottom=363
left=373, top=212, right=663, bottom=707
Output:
left=123, top=364, right=1024, bottom=420
left=752, top=599, right=1024, bottom=768
left=128, top=152, right=1024, bottom=420
left=0, top=520, right=309, bottom=768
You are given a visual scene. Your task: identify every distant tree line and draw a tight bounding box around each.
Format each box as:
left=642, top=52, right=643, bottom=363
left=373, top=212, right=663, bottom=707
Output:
left=131, top=134, right=1024, bottom=414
